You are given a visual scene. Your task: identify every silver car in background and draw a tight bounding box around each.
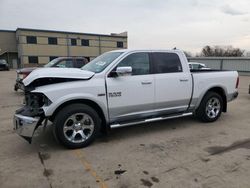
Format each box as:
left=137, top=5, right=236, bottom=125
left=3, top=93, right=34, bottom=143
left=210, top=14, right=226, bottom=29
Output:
left=188, top=62, right=210, bottom=70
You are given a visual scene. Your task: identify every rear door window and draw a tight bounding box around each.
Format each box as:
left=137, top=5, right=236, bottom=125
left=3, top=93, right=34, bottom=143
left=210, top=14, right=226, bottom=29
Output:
left=152, top=52, right=182, bottom=73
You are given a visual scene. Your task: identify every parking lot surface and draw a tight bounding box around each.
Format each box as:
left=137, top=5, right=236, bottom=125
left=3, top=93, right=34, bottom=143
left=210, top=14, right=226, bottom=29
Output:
left=0, top=70, right=250, bottom=188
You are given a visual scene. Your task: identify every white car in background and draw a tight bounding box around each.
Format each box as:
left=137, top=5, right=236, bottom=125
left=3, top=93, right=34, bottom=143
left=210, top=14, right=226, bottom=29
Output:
left=188, top=62, right=210, bottom=70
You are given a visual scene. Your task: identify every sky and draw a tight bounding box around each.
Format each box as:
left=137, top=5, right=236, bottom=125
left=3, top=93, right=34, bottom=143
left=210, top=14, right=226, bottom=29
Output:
left=0, top=0, right=250, bottom=54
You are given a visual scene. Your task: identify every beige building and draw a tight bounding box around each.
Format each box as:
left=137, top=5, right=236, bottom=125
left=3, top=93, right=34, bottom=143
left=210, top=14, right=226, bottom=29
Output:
left=0, top=28, right=127, bottom=68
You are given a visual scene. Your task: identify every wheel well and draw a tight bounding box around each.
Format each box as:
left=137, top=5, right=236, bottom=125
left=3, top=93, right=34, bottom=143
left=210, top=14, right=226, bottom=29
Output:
left=50, top=99, right=107, bottom=132
left=207, top=87, right=227, bottom=112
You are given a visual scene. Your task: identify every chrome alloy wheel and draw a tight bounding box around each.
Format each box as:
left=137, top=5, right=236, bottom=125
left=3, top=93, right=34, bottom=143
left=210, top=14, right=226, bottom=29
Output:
left=205, top=97, right=221, bottom=119
left=63, top=113, right=94, bottom=143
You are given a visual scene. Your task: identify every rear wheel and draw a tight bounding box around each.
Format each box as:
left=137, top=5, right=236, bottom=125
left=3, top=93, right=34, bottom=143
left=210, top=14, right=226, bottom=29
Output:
left=53, top=104, right=101, bottom=148
left=196, top=91, right=223, bottom=122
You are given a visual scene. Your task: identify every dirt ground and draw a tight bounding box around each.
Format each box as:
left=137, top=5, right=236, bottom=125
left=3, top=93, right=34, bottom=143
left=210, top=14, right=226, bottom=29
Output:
left=0, top=70, right=250, bottom=188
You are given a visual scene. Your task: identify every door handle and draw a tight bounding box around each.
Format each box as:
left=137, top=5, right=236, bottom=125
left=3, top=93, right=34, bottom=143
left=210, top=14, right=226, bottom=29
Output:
left=179, top=79, right=189, bottom=82
left=141, top=81, right=152, bottom=85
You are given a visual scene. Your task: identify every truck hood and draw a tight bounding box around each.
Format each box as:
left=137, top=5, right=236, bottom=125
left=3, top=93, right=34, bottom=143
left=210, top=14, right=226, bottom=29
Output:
left=23, top=68, right=95, bottom=86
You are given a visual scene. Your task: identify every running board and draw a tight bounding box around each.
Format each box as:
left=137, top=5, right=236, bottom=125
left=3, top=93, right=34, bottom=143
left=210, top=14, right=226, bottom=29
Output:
left=110, top=112, right=193, bottom=129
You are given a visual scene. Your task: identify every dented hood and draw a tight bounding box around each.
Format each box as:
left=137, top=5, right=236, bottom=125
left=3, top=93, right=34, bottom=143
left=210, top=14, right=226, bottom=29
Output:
left=23, top=68, right=95, bottom=86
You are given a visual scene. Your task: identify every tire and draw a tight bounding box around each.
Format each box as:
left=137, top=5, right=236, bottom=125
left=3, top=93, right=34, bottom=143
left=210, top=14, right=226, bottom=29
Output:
left=196, top=91, right=223, bottom=122
left=14, top=84, right=18, bottom=91
left=53, top=104, right=101, bottom=149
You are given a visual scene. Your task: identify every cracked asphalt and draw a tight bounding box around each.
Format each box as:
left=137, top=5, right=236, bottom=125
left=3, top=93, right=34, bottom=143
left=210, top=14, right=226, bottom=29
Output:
left=0, top=70, right=250, bottom=188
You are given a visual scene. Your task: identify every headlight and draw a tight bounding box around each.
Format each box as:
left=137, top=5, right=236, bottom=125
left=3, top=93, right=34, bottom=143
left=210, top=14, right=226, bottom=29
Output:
left=42, top=95, right=52, bottom=106
left=25, top=92, right=52, bottom=108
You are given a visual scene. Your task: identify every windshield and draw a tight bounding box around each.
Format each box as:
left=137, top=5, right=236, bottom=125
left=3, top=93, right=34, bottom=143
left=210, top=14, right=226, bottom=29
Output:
left=81, top=52, right=123, bottom=73
left=44, top=58, right=59, bottom=67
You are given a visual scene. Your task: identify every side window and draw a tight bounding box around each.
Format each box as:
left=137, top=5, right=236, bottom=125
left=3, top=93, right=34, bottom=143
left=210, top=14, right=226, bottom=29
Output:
left=193, top=64, right=199, bottom=69
left=55, top=59, right=74, bottom=68
left=49, top=56, right=58, bottom=61
left=152, top=53, right=182, bottom=73
left=198, top=64, right=205, bottom=69
left=117, top=53, right=150, bottom=75
left=75, top=59, right=86, bottom=68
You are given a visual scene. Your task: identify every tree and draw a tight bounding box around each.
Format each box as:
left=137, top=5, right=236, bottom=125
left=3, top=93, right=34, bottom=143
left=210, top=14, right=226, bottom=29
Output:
left=184, top=51, right=192, bottom=57
left=200, top=45, right=244, bottom=57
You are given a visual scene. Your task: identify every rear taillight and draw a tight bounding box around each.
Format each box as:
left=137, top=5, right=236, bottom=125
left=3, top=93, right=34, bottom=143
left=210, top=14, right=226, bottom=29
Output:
left=20, top=73, right=29, bottom=80
left=236, top=76, right=239, bottom=89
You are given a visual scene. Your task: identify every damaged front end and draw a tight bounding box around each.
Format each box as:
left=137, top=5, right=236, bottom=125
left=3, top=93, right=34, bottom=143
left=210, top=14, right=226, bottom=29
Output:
left=13, top=91, right=51, bottom=143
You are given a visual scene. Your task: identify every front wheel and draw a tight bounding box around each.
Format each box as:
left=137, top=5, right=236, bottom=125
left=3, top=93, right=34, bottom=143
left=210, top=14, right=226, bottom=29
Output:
left=53, top=104, right=101, bottom=148
left=14, top=84, right=18, bottom=91
left=196, top=91, right=223, bottom=122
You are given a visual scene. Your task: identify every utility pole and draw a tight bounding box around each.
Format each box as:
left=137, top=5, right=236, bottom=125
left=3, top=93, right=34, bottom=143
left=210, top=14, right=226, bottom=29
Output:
left=98, top=36, right=101, bottom=55
left=66, top=34, right=70, bottom=56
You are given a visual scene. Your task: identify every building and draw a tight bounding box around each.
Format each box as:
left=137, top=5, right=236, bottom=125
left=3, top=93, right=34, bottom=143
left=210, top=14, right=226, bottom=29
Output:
left=0, top=28, right=127, bottom=68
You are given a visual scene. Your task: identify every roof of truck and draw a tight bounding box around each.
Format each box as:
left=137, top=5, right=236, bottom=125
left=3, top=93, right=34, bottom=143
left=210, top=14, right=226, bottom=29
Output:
left=110, top=49, right=183, bottom=53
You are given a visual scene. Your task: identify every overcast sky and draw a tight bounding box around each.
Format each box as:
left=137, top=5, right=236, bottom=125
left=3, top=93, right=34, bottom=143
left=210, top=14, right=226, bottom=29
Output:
left=0, top=0, right=250, bottom=54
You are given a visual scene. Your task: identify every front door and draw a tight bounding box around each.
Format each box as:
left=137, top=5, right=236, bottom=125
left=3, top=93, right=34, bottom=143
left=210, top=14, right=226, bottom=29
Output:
left=106, top=52, right=155, bottom=123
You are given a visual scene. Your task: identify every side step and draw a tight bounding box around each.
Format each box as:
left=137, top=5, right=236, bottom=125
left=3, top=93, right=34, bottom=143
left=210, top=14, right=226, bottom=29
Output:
left=110, top=112, right=193, bottom=129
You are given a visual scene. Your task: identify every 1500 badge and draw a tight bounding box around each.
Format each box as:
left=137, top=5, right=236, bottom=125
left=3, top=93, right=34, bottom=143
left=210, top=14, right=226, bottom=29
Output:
left=109, top=92, right=122, bottom=97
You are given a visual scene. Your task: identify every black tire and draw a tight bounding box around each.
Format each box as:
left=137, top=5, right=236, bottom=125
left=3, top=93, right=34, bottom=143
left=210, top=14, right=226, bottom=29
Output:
left=196, top=91, right=223, bottom=122
left=53, top=104, right=101, bottom=149
left=14, top=84, right=18, bottom=91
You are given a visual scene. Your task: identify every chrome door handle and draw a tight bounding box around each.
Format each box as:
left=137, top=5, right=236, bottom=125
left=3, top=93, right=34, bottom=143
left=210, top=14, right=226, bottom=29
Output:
left=141, top=81, right=152, bottom=85
left=179, top=79, right=189, bottom=82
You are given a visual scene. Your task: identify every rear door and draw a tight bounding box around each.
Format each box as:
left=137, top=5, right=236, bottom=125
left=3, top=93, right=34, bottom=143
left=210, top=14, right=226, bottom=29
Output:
left=152, top=52, right=192, bottom=115
left=106, top=52, right=155, bottom=123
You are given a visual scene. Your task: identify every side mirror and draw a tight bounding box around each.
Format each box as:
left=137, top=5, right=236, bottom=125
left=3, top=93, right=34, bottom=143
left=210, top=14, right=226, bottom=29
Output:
left=116, top=66, right=132, bottom=76
left=110, top=66, right=132, bottom=77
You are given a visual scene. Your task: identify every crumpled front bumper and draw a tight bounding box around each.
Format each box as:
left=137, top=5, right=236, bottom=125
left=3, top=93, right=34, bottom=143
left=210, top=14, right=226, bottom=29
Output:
left=13, top=114, right=41, bottom=143
left=14, top=79, right=25, bottom=91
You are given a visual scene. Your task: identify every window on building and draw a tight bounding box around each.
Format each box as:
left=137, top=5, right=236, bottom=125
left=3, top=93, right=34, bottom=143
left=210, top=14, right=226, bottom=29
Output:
left=117, top=41, right=123, bottom=48
left=81, top=39, right=89, bottom=46
left=26, top=36, right=37, bottom=44
left=117, top=53, right=150, bottom=75
left=48, top=37, right=58, bottom=45
left=71, top=39, right=77, bottom=46
left=28, top=56, right=38, bottom=64
left=49, top=56, right=58, bottom=61
left=152, top=53, right=182, bottom=73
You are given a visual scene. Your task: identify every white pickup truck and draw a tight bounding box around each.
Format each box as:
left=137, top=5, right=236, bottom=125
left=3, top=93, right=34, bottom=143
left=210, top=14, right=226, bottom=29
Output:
left=14, top=49, right=239, bottom=148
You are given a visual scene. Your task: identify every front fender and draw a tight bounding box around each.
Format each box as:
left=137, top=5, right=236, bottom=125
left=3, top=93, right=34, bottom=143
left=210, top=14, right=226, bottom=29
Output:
left=42, top=93, right=108, bottom=122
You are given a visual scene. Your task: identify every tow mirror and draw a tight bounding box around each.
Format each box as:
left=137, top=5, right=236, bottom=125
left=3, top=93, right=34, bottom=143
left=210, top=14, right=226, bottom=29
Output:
left=110, top=66, right=132, bottom=77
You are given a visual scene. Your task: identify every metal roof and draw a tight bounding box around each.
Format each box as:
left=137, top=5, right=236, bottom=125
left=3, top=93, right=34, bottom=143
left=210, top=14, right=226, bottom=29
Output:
left=16, top=28, right=127, bottom=38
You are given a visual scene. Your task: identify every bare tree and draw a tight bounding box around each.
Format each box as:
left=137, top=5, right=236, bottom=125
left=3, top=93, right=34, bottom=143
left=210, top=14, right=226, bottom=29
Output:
left=200, top=45, right=244, bottom=57
left=184, top=51, right=192, bottom=57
